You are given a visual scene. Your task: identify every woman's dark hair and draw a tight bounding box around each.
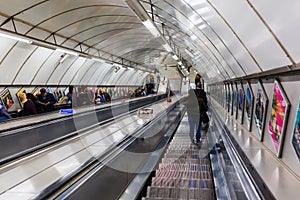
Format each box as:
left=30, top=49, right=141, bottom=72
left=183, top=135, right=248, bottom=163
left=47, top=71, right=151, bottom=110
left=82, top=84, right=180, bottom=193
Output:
left=69, top=86, right=74, bottom=94
left=40, top=88, right=46, bottom=94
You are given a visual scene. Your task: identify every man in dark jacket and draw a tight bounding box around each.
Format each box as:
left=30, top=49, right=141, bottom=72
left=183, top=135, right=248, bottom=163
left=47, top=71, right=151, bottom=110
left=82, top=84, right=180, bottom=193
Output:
left=37, top=88, right=56, bottom=112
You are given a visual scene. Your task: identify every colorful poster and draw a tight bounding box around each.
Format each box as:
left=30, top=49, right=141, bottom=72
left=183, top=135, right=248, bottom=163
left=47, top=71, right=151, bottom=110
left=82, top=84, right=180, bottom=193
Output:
left=1, top=88, right=14, bottom=110
left=225, top=84, right=229, bottom=111
left=245, top=83, right=254, bottom=131
left=238, top=83, right=245, bottom=124
left=254, top=81, right=268, bottom=141
left=268, top=80, right=290, bottom=156
left=233, top=83, right=238, bottom=119
left=291, top=99, right=300, bottom=161
left=228, top=84, right=232, bottom=113
left=32, top=87, right=40, bottom=96
left=16, top=87, right=26, bottom=108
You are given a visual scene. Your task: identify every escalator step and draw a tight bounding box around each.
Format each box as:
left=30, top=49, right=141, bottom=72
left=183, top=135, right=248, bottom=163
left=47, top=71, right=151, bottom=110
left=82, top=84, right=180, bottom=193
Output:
left=151, top=177, right=214, bottom=189
left=146, top=186, right=214, bottom=200
left=155, top=170, right=211, bottom=179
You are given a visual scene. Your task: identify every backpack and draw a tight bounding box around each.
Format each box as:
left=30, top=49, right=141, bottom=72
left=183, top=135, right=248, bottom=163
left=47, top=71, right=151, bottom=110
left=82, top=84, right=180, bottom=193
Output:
left=195, top=90, right=208, bottom=112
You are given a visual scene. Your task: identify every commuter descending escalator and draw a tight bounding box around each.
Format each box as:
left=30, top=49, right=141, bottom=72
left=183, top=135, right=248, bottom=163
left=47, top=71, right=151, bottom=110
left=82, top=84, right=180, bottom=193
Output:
left=142, top=115, right=215, bottom=200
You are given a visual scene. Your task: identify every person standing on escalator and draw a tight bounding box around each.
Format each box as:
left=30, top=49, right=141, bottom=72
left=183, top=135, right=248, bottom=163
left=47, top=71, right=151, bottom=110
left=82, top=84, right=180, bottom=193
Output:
left=195, top=82, right=209, bottom=130
left=184, top=89, right=207, bottom=144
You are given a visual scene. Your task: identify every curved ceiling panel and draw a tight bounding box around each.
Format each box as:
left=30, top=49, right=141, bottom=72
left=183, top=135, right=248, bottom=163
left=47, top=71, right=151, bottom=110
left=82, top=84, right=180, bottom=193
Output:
left=13, top=47, right=53, bottom=85
left=251, top=0, right=300, bottom=63
left=0, top=42, right=35, bottom=84
left=209, top=0, right=291, bottom=70
left=0, top=0, right=298, bottom=86
left=71, top=60, right=98, bottom=85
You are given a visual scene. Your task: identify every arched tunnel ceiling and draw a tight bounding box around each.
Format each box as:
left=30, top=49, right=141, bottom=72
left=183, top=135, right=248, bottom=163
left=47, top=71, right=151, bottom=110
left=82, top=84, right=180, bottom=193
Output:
left=0, top=0, right=299, bottom=85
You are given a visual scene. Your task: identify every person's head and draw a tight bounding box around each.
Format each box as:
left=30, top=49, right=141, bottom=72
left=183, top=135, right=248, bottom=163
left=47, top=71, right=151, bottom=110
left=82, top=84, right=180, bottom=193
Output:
left=99, top=89, right=105, bottom=94
left=40, top=88, right=47, bottom=96
left=19, top=93, right=27, bottom=102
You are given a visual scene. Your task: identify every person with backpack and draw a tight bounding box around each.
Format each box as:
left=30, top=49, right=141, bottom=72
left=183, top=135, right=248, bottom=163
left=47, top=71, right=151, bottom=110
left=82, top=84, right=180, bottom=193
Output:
left=195, top=82, right=209, bottom=130
left=184, top=89, right=207, bottom=144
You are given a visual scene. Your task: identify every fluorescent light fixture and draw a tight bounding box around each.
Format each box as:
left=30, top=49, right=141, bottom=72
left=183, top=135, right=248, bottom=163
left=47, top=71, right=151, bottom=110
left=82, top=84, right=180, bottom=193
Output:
left=142, top=19, right=160, bottom=38
left=57, top=48, right=78, bottom=56
left=59, top=54, right=69, bottom=63
left=92, top=57, right=104, bottom=63
left=178, top=61, right=183, bottom=65
left=199, top=24, right=207, bottom=30
left=162, top=43, right=172, bottom=52
left=172, top=54, right=179, bottom=60
left=113, top=63, right=122, bottom=68
left=196, top=7, right=210, bottom=15
left=190, top=34, right=197, bottom=41
left=0, top=32, right=32, bottom=44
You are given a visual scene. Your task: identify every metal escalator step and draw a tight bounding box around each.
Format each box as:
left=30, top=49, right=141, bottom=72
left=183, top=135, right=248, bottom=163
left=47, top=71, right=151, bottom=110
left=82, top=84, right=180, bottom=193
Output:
left=146, top=186, right=214, bottom=200
left=157, top=164, right=211, bottom=172
left=159, top=162, right=210, bottom=171
left=151, top=177, right=214, bottom=189
left=161, top=158, right=210, bottom=165
left=155, top=170, right=211, bottom=179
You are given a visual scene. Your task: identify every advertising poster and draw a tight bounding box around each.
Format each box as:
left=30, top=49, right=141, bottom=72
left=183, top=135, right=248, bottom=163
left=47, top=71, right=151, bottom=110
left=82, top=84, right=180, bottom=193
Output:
left=228, top=83, right=232, bottom=113
left=245, top=83, right=254, bottom=131
left=16, top=87, right=26, bottom=108
left=233, top=83, right=238, bottom=119
left=225, top=84, right=229, bottom=111
left=291, top=99, right=300, bottom=162
left=32, top=87, right=40, bottom=96
left=1, top=88, right=14, bottom=110
left=254, top=81, right=268, bottom=141
left=238, top=83, right=245, bottom=124
left=268, top=80, right=290, bottom=157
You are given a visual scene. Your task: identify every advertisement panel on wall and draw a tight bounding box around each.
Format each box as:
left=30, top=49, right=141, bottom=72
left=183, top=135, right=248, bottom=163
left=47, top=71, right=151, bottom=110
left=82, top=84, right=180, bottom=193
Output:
left=254, top=81, right=268, bottom=141
left=16, top=87, right=26, bottom=108
left=245, top=82, right=254, bottom=131
left=268, top=80, right=290, bottom=157
left=238, top=83, right=245, bottom=124
left=0, top=88, right=14, bottom=110
left=233, top=83, right=238, bottom=119
left=291, top=98, right=300, bottom=162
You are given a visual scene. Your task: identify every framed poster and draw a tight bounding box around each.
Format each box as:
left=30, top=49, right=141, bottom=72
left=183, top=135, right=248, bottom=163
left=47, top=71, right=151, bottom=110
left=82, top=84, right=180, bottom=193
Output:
left=254, top=81, right=268, bottom=141
left=16, top=87, right=26, bottom=108
left=228, top=83, right=232, bottom=113
left=245, top=82, right=254, bottom=131
left=32, top=87, right=40, bottom=96
left=225, top=83, right=228, bottom=110
left=233, top=83, right=238, bottom=119
left=0, top=88, right=14, bottom=110
left=238, top=83, right=245, bottom=124
left=268, top=79, right=290, bottom=157
left=291, top=98, right=300, bottom=162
